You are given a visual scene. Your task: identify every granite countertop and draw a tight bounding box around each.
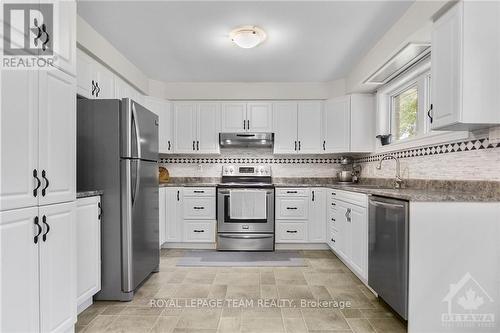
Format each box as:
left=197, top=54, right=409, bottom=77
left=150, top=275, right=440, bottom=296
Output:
left=158, top=177, right=500, bottom=202
left=77, top=190, right=104, bottom=198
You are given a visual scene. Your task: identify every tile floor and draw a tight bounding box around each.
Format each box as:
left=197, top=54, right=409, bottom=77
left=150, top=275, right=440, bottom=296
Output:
left=76, top=249, right=407, bottom=333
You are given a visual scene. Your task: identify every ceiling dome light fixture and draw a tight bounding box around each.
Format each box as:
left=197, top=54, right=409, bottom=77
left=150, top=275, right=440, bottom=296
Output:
left=230, top=26, right=266, bottom=49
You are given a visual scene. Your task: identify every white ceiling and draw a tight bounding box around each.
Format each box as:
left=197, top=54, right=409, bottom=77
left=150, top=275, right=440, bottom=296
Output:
left=77, top=1, right=413, bottom=83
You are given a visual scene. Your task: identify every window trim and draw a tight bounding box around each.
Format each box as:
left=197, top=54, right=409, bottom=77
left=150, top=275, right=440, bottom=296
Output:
left=375, top=57, right=468, bottom=153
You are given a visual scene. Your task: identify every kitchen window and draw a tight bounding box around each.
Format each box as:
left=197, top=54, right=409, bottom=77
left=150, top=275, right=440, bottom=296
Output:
left=391, top=84, right=419, bottom=141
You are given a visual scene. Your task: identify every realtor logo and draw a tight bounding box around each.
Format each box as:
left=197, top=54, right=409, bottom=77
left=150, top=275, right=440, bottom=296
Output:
left=442, top=272, right=495, bottom=328
left=3, top=3, right=53, bottom=56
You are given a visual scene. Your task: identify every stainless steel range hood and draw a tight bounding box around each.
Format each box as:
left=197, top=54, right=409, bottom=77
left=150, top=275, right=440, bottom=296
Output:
left=219, top=133, right=274, bottom=148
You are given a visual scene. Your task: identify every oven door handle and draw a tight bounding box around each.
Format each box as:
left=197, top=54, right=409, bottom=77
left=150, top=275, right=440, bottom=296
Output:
left=218, top=234, right=274, bottom=239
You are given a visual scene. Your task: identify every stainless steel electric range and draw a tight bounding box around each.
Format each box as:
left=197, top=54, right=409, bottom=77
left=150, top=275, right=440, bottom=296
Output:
left=216, top=165, right=275, bottom=251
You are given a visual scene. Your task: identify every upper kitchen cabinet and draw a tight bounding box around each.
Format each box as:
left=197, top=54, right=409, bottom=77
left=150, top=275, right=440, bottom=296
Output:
left=144, top=97, right=174, bottom=153
left=430, top=1, right=500, bottom=131
left=114, top=75, right=144, bottom=104
left=273, top=101, right=323, bottom=154
left=76, top=48, right=114, bottom=99
left=221, top=102, right=273, bottom=133
left=173, top=102, right=220, bottom=154
left=323, top=94, right=375, bottom=153
left=46, top=0, right=76, bottom=76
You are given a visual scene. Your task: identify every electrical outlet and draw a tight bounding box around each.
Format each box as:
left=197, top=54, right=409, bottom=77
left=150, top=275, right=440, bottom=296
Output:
left=198, top=164, right=203, bottom=172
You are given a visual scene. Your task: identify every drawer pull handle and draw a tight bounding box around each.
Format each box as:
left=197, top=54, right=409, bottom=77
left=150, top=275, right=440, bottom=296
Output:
left=331, top=203, right=336, bottom=206
left=331, top=192, right=336, bottom=195
left=331, top=238, right=335, bottom=243
left=193, top=190, right=205, bottom=193
left=193, top=229, right=205, bottom=233
left=193, top=206, right=205, bottom=210
left=331, top=218, right=336, bottom=221
left=286, top=230, right=297, bottom=233
left=286, top=207, right=298, bottom=210
left=286, top=191, right=298, bottom=194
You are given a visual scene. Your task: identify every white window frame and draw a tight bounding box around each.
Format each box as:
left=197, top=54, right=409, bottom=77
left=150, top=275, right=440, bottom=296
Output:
left=375, top=57, right=468, bottom=153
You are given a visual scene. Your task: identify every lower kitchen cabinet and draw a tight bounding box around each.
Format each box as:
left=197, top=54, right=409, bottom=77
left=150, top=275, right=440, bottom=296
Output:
left=308, top=188, right=326, bottom=243
left=183, top=221, right=216, bottom=242
left=0, top=202, right=76, bottom=333
left=165, top=187, right=183, bottom=243
left=76, top=196, right=101, bottom=313
left=159, top=187, right=167, bottom=246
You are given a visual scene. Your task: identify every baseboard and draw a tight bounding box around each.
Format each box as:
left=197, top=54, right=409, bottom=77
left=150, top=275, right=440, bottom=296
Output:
left=162, top=242, right=216, bottom=249
left=77, top=297, right=93, bottom=315
left=275, top=243, right=329, bottom=250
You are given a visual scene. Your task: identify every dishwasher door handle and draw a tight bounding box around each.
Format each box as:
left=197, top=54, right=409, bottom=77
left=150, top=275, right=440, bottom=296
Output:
left=218, top=234, right=274, bottom=239
left=369, top=200, right=405, bottom=209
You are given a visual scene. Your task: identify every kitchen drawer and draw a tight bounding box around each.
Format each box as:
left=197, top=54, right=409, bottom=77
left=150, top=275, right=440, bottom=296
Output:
left=184, top=221, right=215, bottom=242
left=328, top=209, right=337, bottom=230
left=276, top=197, right=308, bottom=220
left=183, top=187, right=216, bottom=197
left=183, top=197, right=216, bottom=219
left=276, top=188, right=309, bottom=197
left=328, top=198, right=338, bottom=210
left=330, top=189, right=368, bottom=208
left=276, top=222, right=307, bottom=243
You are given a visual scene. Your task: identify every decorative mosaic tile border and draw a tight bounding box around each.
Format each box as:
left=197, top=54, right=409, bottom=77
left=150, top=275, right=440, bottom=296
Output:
left=160, top=157, right=341, bottom=164
left=356, top=136, right=499, bottom=163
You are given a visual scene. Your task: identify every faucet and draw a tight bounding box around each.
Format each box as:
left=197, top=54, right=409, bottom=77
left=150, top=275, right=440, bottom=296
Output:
left=376, top=155, right=404, bottom=189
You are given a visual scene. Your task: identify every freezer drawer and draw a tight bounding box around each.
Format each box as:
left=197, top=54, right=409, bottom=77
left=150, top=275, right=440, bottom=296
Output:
left=217, top=233, right=274, bottom=251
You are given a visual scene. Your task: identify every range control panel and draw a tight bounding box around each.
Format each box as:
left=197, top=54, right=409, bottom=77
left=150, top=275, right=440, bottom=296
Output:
left=222, top=165, right=271, bottom=177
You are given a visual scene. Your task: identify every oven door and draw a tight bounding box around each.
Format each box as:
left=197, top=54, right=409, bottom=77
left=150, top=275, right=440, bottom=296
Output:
left=217, top=187, right=274, bottom=233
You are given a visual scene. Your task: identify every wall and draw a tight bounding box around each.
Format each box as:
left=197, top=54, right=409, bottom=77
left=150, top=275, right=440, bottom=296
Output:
left=160, top=149, right=346, bottom=178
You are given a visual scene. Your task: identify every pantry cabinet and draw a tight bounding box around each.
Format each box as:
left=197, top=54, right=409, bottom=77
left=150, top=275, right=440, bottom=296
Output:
left=76, top=196, right=101, bottom=313
left=273, top=101, right=323, bottom=154
left=431, top=1, right=500, bottom=130
left=323, top=94, right=375, bottom=153
left=173, top=102, right=220, bottom=154
left=221, top=102, right=273, bottom=132
left=0, top=202, right=76, bottom=333
left=0, top=69, right=76, bottom=211
left=144, top=96, right=174, bottom=153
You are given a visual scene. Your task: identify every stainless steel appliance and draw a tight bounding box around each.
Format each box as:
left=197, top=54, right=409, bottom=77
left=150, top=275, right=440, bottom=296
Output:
left=368, top=196, right=409, bottom=319
left=219, top=132, right=274, bottom=148
left=217, top=165, right=275, bottom=251
left=77, top=98, right=159, bottom=301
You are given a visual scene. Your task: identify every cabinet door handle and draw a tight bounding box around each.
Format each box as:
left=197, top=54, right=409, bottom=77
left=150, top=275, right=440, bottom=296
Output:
left=168, top=141, right=171, bottom=151
left=41, top=170, right=49, bottom=196
left=193, top=206, right=205, bottom=210
left=247, top=120, right=250, bottom=130
left=91, top=80, right=96, bottom=96
left=34, top=216, right=42, bottom=244
left=298, top=141, right=301, bottom=150
left=196, top=140, right=199, bottom=151
left=177, top=190, right=180, bottom=201
left=33, top=169, right=41, bottom=197
left=427, top=104, right=433, bottom=124
left=312, top=190, right=315, bottom=201
left=345, top=208, right=351, bottom=222
left=286, top=207, right=298, bottom=210
left=286, top=230, right=297, bottom=233
left=193, top=229, right=205, bottom=233
left=243, top=119, right=246, bottom=130
left=96, top=82, right=100, bottom=97
left=98, top=202, right=102, bottom=220
left=294, top=141, right=297, bottom=151
left=323, top=140, right=326, bottom=150
left=42, top=215, right=50, bottom=242
left=192, top=141, right=195, bottom=151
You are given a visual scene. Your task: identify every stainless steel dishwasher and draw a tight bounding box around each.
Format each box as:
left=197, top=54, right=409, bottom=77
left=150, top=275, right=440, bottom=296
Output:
left=368, top=196, right=409, bottom=320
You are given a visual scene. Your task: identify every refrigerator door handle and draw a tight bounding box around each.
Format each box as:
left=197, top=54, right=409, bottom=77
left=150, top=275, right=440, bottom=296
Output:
left=131, top=103, right=142, bottom=159
left=131, top=160, right=141, bottom=207
left=121, top=159, right=133, bottom=291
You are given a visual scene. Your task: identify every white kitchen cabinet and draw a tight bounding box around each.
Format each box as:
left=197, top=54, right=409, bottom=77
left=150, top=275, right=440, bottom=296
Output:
left=77, top=48, right=114, bottom=99
left=173, top=102, right=220, bottom=154
left=0, top=69, right=76, bottom=211
left=347, top=204, right=367, bottom=279
left=0, top=202, right=76, bottom=333
left=431, top=1, right=500, bottom=130
left=159, top=187, right=167, bottom=246
left=0, top=70, right=39, bottom=211
left=0, top=206, right=40, bottom=333
left=144, top=97, right=174, bottom=153
left=323, top=95, right=374, bottom=153
left=38, top=69, right=76, bottom=206
left=273, top=102, right=298, bottom=154
left=94, top=62, right=115, bottom=99
left=221, top=102, right=247, bottom=132
left=183, top=197, right=216, bottom=220
left=76, top=196, right=101, bottom=313
left=308, top=188, right=326, bottom=243
left=114, top=76, right=144, bottom=103
left=273, top=101, right=323, bottom=154
left=334, top=200, right=349, bottom=261
left=247, top=102, right=273, bottom=132
left=297, top=101, right=323, bottom=153
left=165, top=187, right=183, bottom=242
left=184, top=221, right=216, bottom=242
left=276, top=197, right=309, bottom=220
left=276, top=222, right=308, bottom=243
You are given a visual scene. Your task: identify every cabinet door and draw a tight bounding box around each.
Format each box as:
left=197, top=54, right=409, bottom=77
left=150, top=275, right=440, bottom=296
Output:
left=38, top=70, right=76, bottom=206
left=247, top=102, right=273, bottom=132
left=144, top=97, right=174, bottom=153
left=173, top=103, right=197, bottom=153
left=39, top=202, right=76, bottom=333
left=335, top=201, right=350, bottom=262
left=0, top=207, right=40, bottom=333
left=76, top=48, right=93, bottom=98
left=76, top=197, right=101, bottom=308
left=165, top=187, right=183, bottom=242
left=0, top=70, right=39, bottom=211
left=273, top=102, right=297, bottom=154
left=350, top=95, right=375, bottom=153
left=308, top=188, right=326, bottom=243
left=95, top=63, right=115, bottom=99
left=159, top=188, right=166, bottom=246
left=47, top=0, right=76, bottom=76
left=348, top=204, right=368, bottom=280
left=297, top=101, right=323, bottom=154
left=221, top=102, right=246, bottom=133
left=323, top=96, right=350, bottom=153
left=431, top=3, right=462, bottom=129
left=197, top=102, right=220, bottom=154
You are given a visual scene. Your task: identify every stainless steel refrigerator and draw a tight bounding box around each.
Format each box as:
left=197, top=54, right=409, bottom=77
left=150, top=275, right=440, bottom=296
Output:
left=77, top=98, right=159, bottom=301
